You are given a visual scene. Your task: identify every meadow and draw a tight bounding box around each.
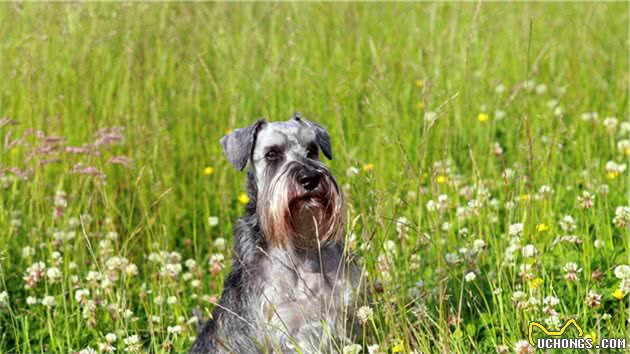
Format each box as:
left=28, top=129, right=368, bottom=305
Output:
left=0, top=2, right=628, bottom=353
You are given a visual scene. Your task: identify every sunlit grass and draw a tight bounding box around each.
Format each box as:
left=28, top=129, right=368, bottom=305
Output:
left=0, top=2, right=628, bottom=353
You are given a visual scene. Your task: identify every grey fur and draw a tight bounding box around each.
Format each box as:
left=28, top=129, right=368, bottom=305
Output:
left=190, top=114, right=364, bottom=354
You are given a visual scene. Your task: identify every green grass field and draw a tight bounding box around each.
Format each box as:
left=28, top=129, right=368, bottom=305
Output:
left=0, top=2, right=628, bottom=353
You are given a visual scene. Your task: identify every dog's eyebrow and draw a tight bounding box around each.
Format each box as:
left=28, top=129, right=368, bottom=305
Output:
left=264, top=144, right=284, bottom=153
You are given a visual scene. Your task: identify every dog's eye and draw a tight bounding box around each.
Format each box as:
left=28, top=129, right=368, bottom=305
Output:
left=265, top=150, right=280, bottom=161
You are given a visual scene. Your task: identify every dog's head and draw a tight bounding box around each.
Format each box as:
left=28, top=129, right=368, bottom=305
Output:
left=220, top=113, right=343, bottom=249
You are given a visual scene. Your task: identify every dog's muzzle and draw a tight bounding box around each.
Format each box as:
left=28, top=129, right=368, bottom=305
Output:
left=258, top=161, right=344, bottom=249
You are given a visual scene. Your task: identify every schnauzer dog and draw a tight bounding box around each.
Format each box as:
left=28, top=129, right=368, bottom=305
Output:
left=190, top=113, right=364, bottom=354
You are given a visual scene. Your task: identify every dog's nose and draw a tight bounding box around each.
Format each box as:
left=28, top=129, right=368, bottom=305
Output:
left=298, top=170, right=321, bottom=191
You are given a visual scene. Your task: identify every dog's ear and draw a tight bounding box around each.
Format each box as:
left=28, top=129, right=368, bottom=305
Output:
left=292, top=112, right=332, bottom=160
left=220, top=119, right=266, bottom=170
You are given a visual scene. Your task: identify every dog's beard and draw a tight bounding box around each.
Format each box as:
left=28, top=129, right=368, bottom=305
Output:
left=258, top=163, right=344, bottom=249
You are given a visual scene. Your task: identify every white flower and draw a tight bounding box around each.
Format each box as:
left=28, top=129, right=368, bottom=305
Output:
left=208, top=216, right=219, bottom=227
left=22, top=246, right=35, bottom=258
left=464, top=272, right=476, bottom=282
left=356, top=306, right=373, bottom=324
left=543, top=295, right=560, bottom=307
left=46, top=267, right=62, bottom=282
left=514, top=339, right=534, bottom=354
left=124, top=335, right=141, bottom=352
left=472, top=239, right=486, bottom=253
left=614, top=265, right=630, bottom=279
left=106, top=231, right=119, bottom=241
left=594, top=239, right=604, bottom=248
left=41, top=295, right=56, bottom=307
left=342, top=344, right=362, bottom=354
left=167, top=325, right=182, bottom=335
left=0, top=291, right=8, bottom=307
left=383, top=240, right=396, bottom=254
left=75, top=289, right=90, bottom=303
left=105, top=333, right=117, bottom=343
left=603, top=117, right=618, bottom=133
left=167, top=296, right=178, bottom=305
left=521, top=244, right=537, bottom=258
left=613, top=206, right=630, bottom=228
left=535, top=84, right=547, bottom=95
left=26, top=296, right=38, bottom=306
left=509, top=223, right=524, bottom=237
left=78, top=347, right=97, bottom=354
left=213, top=237, right=226, bottom=251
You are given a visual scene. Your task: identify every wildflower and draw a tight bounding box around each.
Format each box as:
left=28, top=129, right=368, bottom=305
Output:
left=435, top=175, right=448, bottom=184
left=237, top=193, right=249, bottom=204
left=605, top=161, right=626, bottom=179
left=514, top=340, right=534, bottom=354
left=46, top=267, right=62, bottom=282
left=41, top=295, right=56, bottom=307
left=585, top=290, right=602, bottom=308
left=477, top=113, right=489, bottom=122
left=26, top=296, right=38, bottom=306
left=472, top=239, right=486, bottom=253
left=543, top=295, right=560, bottom=307
left=203, top=166, right=214, bottom=175
left=391, top=340, right=405, bottom=353
left=612, top=289, right=626, bottom=300
left=208, top=216, right=219, bottom=227
left=362, top=163, right=374, bottom=172
left=213, top=237, right=226, bottom=251
left=464, top=272, right=476, bottom=282
left=495, top=344, right=509, bottom=353
left=355, top=305, right=374, bottom=325
left=98, top=343, right=116, bottom=353
left=536, top=223, right=550, bottom=232
left=617, top=139, right=630, bottom=155
left=535, top=84, right=547, bottom=95
left=495, top=84, right=506, bottom=94
left=367, top=344, right=384, bottom=354
left=614, top=265, right=630, bottom=279
left=22, top=246, right=35, bottom=258
left=577, top=191, right=595, bottom=209
left=0, top=291, right=8, bottom=307
left=343, top=344, right=362, bottom=354
left=167, top=325, right=182, bottom=336
left=209, top=254, right=225, bottom=275
left=75, top=289, right=90, bottom=304
left=509, top=223, right=524, bottom=237
left=530, top=277, right=544, bottom=289
left=124, top=334, right=142, bottom=353
left=415, top=79, right=424, bottom=87
left=167, top=296, right=178, bottom=305
left=78, top=347, right=97, bottom=354
left=580, top=112, right=598, bottom=122
left=562, top=262, right=582, bottom=281
left=613, top=207, right=630, bottom=228
left=23, top=261, right=46, bottom=289
left=603, top=117, right=618, bottom=133
left=424, top=111, right=437, bottom=122
left=105, top=333, right=117, bottom=343
left=521, top=244, right=537, bottom=258
left=559, top=215, right=576, bottom=232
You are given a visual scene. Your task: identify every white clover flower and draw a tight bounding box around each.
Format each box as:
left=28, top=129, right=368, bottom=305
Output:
left=383, top=240, right=396, bottom=255
left=75, top=289, right=90, bottom=303
left=78, top=347, right=97, bottom=354
left=472, top=239, right=486, bottom=253
left=521, top=244, right=537, bottom=258
left=167, top=296, right=178, bottom=305
left=46, top=267, right=62, bottom=282
left=185, top=259, right=197, bottom=269
left=535, top=84, right=547, bottom=95
left=213, top=237, right=226, bottom=251
left=356, top=305, right=373, bottom=324
left=125, top=264, right=139, bottom=277
left=511, top=291, right=526, bottom=302
left=580, top=112, right=599, bottom=122
left=464, top=272, right=476, bottom=282
left=208, top=216, right=219, bottom=227
left=342, top=344, right=362, bottom=354
left=167, top=325, right=183, bottom=335
left=594, top=239, right=604, bottom=248
left=41, top=295, right=56, bottom=307
left=577, top=191, right=595, bottom=209
left=603, top=117, right=618, bottom=133
left=614, top=265, right=630, bottom=279
left=0, top=291, right=8, bottom=307
left=105, top=333, right=117, bottom=343
left=543, top=295, right=560, bottom=307
left=22, top=246, right=35, bottom=258
left=559, top=215, right=576, bottom=232
left=123, top=334, right=141, bottom=353
left=26, top=296, right=38, bottom=306
left=106, top=231, right=119, bottom=241
left=514, top=339, right=534, bottom=354
left=495, top=110, right=506, bottom=120
left=617, top=139, right=630, bottom=155
left=613, top=206, right=630, bottom=228
left=426, top=200, right=437, bottom=212
left=509, top=223, right=524, bottom=237
left=495, top=84, right=506, bottom=94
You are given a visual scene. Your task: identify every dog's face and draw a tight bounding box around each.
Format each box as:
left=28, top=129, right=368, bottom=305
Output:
left=220, top=113, right=343, bottom=249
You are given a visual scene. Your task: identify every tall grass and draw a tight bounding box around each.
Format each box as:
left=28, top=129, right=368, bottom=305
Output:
left=0, top=2, right=628, bottom=353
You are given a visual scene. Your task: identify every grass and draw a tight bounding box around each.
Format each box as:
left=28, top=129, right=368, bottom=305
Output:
left=0, top=2, right=628, bottom=353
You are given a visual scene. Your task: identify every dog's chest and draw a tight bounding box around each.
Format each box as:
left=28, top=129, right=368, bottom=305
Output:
left=255, top=247, right=357, bottom=349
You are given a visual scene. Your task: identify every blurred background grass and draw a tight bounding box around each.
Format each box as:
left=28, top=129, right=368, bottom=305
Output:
left=0, top=2, right=628, bottom=353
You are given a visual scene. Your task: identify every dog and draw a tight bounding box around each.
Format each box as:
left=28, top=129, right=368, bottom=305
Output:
left=190, top=113, right=364, bottom=354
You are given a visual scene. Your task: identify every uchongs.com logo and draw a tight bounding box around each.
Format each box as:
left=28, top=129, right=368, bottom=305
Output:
left=528, top=319, right=627, bottom=350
